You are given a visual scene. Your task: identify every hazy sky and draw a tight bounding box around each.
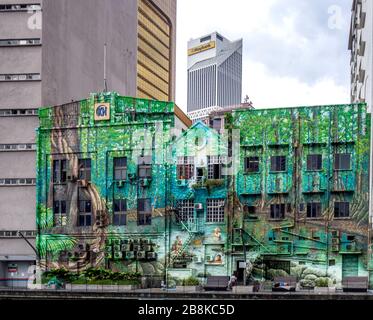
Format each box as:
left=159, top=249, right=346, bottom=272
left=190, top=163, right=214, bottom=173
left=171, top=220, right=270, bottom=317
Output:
left=175, top=0, right=352, bottom=111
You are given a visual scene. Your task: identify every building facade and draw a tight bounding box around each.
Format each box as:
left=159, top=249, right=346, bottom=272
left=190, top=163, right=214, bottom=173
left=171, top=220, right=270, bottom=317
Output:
left=37, top=96, right=372, bottom=288
left=349, top=0, right=372, bottom=111
left=187, top=32, right=242, bottom=117
left=0, top=0, right=177, bottom=287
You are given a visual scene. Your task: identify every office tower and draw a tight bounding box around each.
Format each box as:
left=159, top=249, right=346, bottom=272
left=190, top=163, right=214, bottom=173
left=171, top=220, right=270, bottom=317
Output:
left=0, top=0, right=177, bottom=286
left=187, top=32, right=242, bottom=119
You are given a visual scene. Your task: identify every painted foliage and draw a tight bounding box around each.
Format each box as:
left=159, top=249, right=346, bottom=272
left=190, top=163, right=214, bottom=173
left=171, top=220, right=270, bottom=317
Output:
left=37, top=94, right=372, bottom=287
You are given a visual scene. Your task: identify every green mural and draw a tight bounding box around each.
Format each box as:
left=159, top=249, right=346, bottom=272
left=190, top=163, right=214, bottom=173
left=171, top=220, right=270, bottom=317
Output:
left=36, top=93, right=372, bottom=287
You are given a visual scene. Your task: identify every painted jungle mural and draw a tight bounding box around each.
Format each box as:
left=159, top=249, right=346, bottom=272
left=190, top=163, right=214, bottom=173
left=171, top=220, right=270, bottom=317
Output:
left=36, top=92, right=372, bottom=287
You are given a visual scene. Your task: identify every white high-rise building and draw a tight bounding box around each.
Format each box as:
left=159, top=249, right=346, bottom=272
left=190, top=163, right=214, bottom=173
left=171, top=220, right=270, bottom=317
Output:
left=187, top=32, right=242, bottom=118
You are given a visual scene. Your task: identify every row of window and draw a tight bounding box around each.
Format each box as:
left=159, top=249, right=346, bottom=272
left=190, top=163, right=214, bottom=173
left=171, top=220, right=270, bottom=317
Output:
left=52, top=157, right=152, bottom=184
left=0, top=144, right=36, bottom=151
left=0, top=178, right=36, bottom=186
left=53, top=198, right=226, bottom=228
left=0, top=109, right=38, bottom=117
left=0, top=38, right=41, bottom=46
left=244, top=153, right=351, bottom=173
left=244, top=202, right=350, bottom=219
left=0, top=230, right=36, bottom=238
left=177, top=156, right=224, bottom=180
left=0, top=74, right=41, bottom=81
left=54, top=198, right=152, bottom=227
left=0, top=4, right=41, bottom=11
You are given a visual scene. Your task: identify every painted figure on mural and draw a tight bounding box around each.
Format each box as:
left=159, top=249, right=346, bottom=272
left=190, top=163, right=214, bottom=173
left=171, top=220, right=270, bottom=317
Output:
left=214, top=227, right=222, bottom=241
left=171, top=236, right=183, bottom=253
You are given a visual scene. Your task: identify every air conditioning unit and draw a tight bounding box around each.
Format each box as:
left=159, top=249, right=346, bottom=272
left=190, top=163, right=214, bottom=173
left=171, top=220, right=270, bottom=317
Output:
left=114, top=245, right=121, bottom=252
left=105, top=252, right=113, bottom=259
left=113, top=239, right=121, bottom=246
left=331, top=238, right=340, bottom=245
left=331, top=245, right=339, bottom=252
left=121, top=244, right=131, bottom=252
left=143, top=245, right=152, bottom=252
left=206, top=255, right=212, bottom=262
left=137, top=251, right=146, bottom=260
left=133, top=239, right=139, bottom=244
left=116, top=180, right=125, bottom=188
left=106, top=239, right=112, bottom=246
left=142, top=239, right=149, bottom=244
left=114, top=252, right=123, bottom=260
left=133, top=245, right=141, bottom=251
left=331, top=230, right=340, bottom=238
left=193, top=256, right=203, bottom=264
left=105, top=246, right=112, bottom=253
left=125, top=251, right=135, bottom=260
left=195, top=203, right=203, bottom=210
left=146, top=252, right=157, bottom=260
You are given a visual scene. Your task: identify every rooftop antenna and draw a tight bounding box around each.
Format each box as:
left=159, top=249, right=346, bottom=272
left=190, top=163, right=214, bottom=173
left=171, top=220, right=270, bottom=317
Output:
left=104, top=43, right=108, bottom=92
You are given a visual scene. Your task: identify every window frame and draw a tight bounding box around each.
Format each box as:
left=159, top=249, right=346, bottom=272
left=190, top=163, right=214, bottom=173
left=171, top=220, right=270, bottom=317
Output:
left=177, top=156, right=194, bottom=180
left=113, top=157, right=128, bottom=181
left=53, top=159, right=67, bottom=184
left=78, top=159, right=91, bottom=181
left=78, top=199, right=92, bottom=227
left=113, top=199, right=127, bottom=226
left=334, top=153, right=351, bottom=171
left=270, top=156, right=287, bottom=172
left=176, top=199, right=194, bottom=222
left=306, top=202, right=322, bottom=219
left=306, top=154, right=322, bottom=171
left=53, top=200, right=67, bottom=227
left=270, top=204, right=286, bottom=220
left=206, top=199, right=225, bottom=223
left=138, top=198, right=152, bottom=226
left=244, top=156, right=260, bottom=173
left=334, top=201, right=350, bottom=218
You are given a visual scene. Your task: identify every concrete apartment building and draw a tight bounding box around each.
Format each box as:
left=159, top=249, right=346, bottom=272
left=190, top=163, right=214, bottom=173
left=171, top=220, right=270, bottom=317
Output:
left=187, top=32, right=242, bottom=121
left=0, top=0, right=177, bottom=286
left=349, top=0, right=372, bottom=111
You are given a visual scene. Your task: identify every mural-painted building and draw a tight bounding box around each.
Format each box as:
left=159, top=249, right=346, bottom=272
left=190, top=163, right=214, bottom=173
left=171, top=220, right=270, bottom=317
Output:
left=37, top=93, right=372, bottom=288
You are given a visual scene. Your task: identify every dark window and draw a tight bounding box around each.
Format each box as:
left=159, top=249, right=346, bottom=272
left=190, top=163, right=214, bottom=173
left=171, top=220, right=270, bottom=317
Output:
left=270, top=204, right=285, bottom=219
left=53, top=160, right=67, bottom=183
left=78, top=200, right=92, bottom=226
left=270, top=156, right=286, bottom=172
left=334, top=154, right=351, bottom=170
left=79, top=159, right=91, bottom=181
left=244, top=157, right=260, bottom=173
left=243, top=205, right=256, bottom=219
left=177, top=199, right=194, bottom=222
left=177, top=157, right=194, bottom=180
left=53, top=200, right=67, bottom=226
left=306, top=203, right=321, bottom=218
left=334, top=202, right=350, bottom=218
left=113, top=199, right=127, bottom=226
left=138, top=198, right=152, bottom=225
left=307, top=154, right=322, bottom=171
left=208, top=156, right=223, bottom=179
left=200, top=35, right=211, bottom=42
left=138, top=156, right=152, bottom=179
left=114, top=157, right=127, bottom=181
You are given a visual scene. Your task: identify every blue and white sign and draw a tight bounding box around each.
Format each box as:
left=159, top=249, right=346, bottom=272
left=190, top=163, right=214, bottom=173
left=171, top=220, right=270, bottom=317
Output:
left=94, top=103, right=110, bottom=121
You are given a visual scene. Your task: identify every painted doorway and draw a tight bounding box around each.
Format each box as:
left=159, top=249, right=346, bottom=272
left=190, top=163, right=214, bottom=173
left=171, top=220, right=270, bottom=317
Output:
left=342, top=255, right=359, bottom=278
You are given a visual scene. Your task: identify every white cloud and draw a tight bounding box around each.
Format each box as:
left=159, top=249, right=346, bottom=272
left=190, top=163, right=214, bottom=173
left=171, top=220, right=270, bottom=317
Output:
left=175, top=0, right=352, bottom=112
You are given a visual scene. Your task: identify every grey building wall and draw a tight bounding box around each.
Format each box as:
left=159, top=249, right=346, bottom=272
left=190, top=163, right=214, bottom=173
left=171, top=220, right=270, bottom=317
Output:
left=41, top=0, right=139, bottom=106
left=0, top=0, right=177, bottom=286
